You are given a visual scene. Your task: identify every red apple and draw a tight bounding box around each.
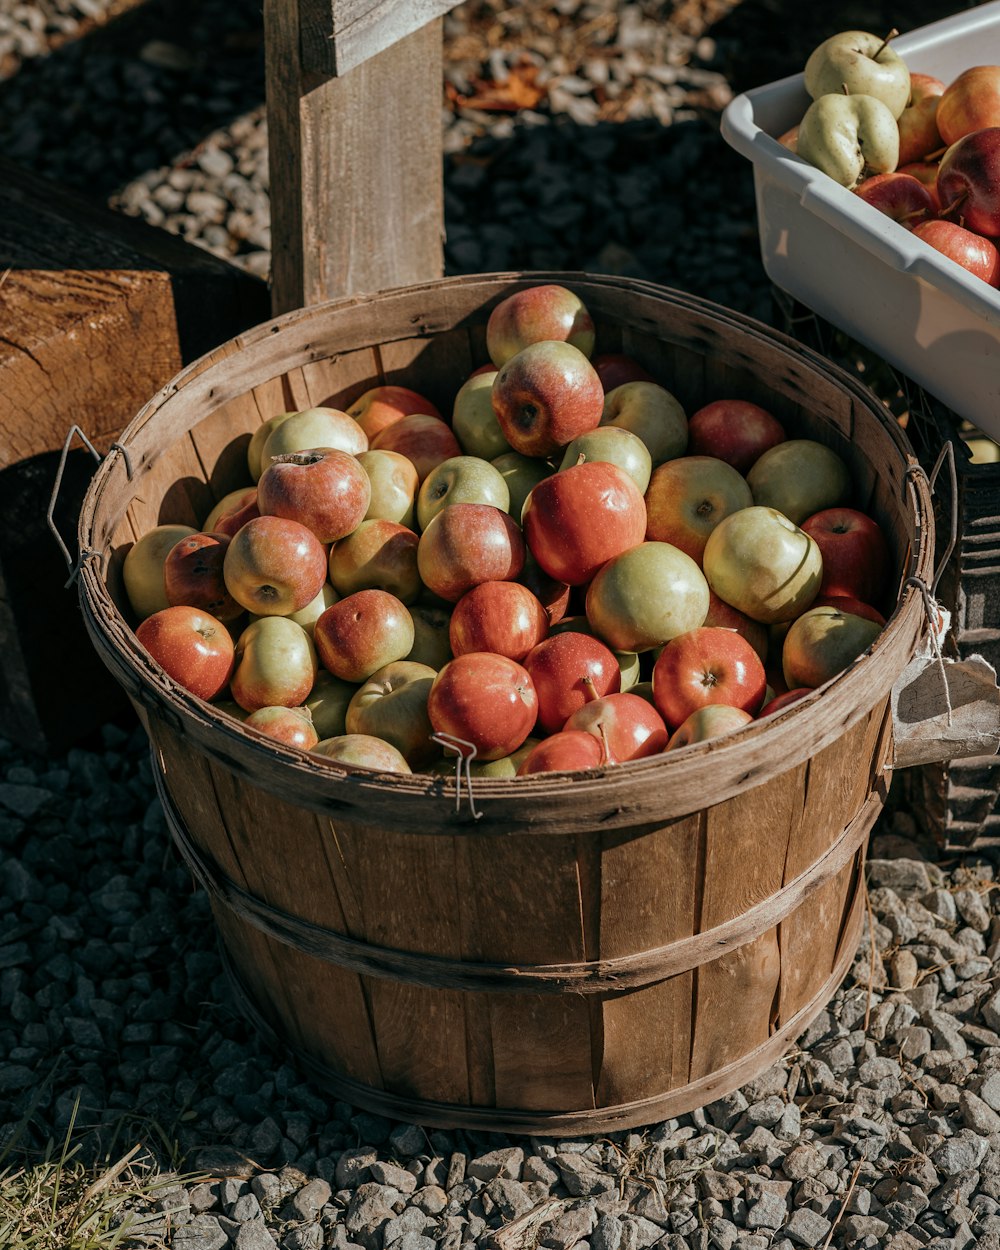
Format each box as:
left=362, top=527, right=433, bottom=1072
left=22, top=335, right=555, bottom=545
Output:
left=897, top=72, right=945, bottom=166
left=347, top=384, right=442, bottom=441
left=937, top=66, right=1000, bottom=146
left=686, top=400, right=786, bottom=474
left=491, top=341, right=604, bottom=457
left=427, top=652, right=537, bottom=761
left=801, top=506, right=891, bottom=605
left=523, top=631, right=622, bottom=734
left=812, top=594, right=886, bottom=626
left=450, top=582, right=549, bottom=662
left=244, top=705, right=319, bottom=750
left=371, top=414, right=462, bottom=483
left=231, top=616, right=318, bottom=711
left=937, top=128, right=1000, bottom=238
left=417, top=503, right=525, bottom=603
left=204, top=487, right=259, bottom=538
left=592, top=353, right=655, bottom=393
left=314, top=589, right=414, bottom=683
left=651, top=626, right=767, bottom=729
left=777, top=125, right=798, bottom=152
left=257, top=447, right=371, bottom=544
left=666, top=705, right=753, bottom=750
left=703, top=591, right=768, bottom=663
left=522, top=460, right=646, bottom=586
left=898, top=160, right=942, bottom=213
left=758, top=688, right=813, bottom=718
left=135, top=606, right=234, bottom=701
left=486, top=284, right=595, bottom=367
left=911, top=218, right=1000, bottom=285
left=328, top=519, right=421, bottom=604
left=163, top=531, right=243, bottom=622
left=516, top=730, right=606, bottom=776
left=644, top=455, right=753, bottom=565
left=563, top=692, right=668, bottom=762
left=854, top=172, right=935, bottom=227
left=223, top=515, right=328, bottom=616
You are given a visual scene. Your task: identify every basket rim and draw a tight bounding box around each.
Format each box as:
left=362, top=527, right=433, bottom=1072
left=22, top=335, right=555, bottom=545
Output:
left=77, top=270, right=936, bottom=833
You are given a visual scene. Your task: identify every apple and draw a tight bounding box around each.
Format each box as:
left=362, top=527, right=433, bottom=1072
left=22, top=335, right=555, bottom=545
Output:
left=244, top=705, right=319, bottom=750
left=328, top=519, right=421, bottom=603
left=747, top=439, right=852, bottom=525
left=801, top=506, right=891, bottom=605
left=371, top=413, right=463, bottom=482
left=347, top=384, right=442, bottom=441
left=248, top=412, right=292, bottom=481
left=592, top=353, right=655, bottom=393
left=804, top=30, right=911, bottom=119
left=314, top=589, right=414, bottom=683
left=163, top=531, right=243, bottom=623
left=548, top=616, right=640, bottom=690
left=522, top=460, right=647, bottom=586
left=937, top=129, right=1000, bottom=239
left=450, top=581, right=549, bottom=662
left=516, top=730, right=606, bottom=776
left=223, top=515, right=328, bottom=616
left=703, top=591, right=768, bottom=663
left=303, top=669, right=356, bottom=739
left=230, top=616, right=318, bottom=711
left=135, top=605, right=234, bottom=701
left=777, top=125, right=798, bottom=152
left=204, top=486, right=258, bottom=536
left=312, top=734, right=412, bottom=774
left=427, top=653, right=537, bottom=761
left=123, top=523, right=197, bottom=621
left=686, top=400, right=786, bottom=474
left=345, top=660, right=438, bottom=768
left=585, top=541, right=710, bottom=652
left=703, top=506, right=822, bottom=624
left=522, top=631, right=622, bottom=734
left=652, top=626, right=767, bottom=728
left=797, top=93, right=900, bottom=188
left=644, top=455, right=753, bottom=565
left=491, top=452, right=552, bottom=522
left=407, top=604, right=453, bottom=670
left=912, top=219, right=1000, bottom=285
left=257, top=447, right=371, bottom=543
left=936, top=66, right=1000, bottom=146
left=518, top=553, right=571, bottom=627
left=783, top=605, right=883, bottom=689
left=563, top=692, right=669, bottom=761
left=812, top=594, right=886, bottom=626
left=601, top=381, right=688, bottom=465
left=559, top=426, right=652, bottom=494
left=250, top=581, right=340, bottom=637
left=897, top=72, right=945, bottom=166
left=665, top=705, right=753, bottom=751
left=417, top=502, right=525, bottom=603
left=898, top=160, right=942, bottom=212
left=486, top=284, right=595, bottom=367
left=758, top=688, right=813, bottom=718
left=261, top=407, right=368, bottom=468
left=451, top=369, right=511, bottom=460
left=491, top=340, right=604, bottom=457
left=855, top=172, right=935, bottom=227
left=357, top=449, right=419, bottom=528
left=417, top=455, right=511, bottom=530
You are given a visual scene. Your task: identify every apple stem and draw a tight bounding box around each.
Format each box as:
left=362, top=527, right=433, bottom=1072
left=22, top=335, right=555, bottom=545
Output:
left=581, top=675, right=599, bottom=703
left=873, top=28, right=898, bottom=60
left=576, top=452, right=587, bottom=467
left=841, top=81, right=850, bottom=96
left=939, top=188, right=968, bottom=221
left=597, top=721, right=613, bottom=767
left=923, top=145, right=947, bottom=162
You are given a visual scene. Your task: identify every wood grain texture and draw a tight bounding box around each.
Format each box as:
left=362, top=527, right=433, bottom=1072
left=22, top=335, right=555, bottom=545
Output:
left=299, top=0, right=456, bottom=77
left=265, top=9, right=444, bottom=314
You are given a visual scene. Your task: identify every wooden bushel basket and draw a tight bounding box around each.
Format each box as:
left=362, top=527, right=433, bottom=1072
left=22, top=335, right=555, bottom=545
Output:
left=77, top=273, right=934, bottom=1135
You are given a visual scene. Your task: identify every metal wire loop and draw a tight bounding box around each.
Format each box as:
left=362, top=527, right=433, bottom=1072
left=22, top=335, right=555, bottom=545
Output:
left=48, top=430, right=134, bottom=586
left=431, top=732, right=484, bottom=822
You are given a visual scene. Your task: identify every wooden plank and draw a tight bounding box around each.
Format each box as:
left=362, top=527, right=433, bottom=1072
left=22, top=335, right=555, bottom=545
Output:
left=378, top=327, right=475, bottom=415
left=265, top=9, right=444, bottom=314
left=300, top=347, right=382, bottom=411
left=299, top=0, right=456, bottom=78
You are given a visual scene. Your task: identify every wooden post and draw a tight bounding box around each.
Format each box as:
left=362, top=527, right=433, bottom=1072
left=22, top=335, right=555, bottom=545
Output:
left=264, top=0, right=454, bottom=315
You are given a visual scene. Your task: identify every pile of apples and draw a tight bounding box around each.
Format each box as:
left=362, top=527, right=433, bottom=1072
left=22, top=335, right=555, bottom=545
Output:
left=783, top=30, right=1000, bottom=287
left=124, top=283, right=893, bottom=779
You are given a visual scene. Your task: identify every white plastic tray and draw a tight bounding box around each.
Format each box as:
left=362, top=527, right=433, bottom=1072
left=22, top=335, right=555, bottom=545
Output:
left=721, top=3, right=1000, bottom=438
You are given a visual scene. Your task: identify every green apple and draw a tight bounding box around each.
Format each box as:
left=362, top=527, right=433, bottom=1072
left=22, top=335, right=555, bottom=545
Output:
left=248, top=413, right=293, bottom=481
left=601, top=382, right=688, bottom=465
left=491, top=452, right=552, bottom=523
left=303, top=669, right=356, bottom=739
left=417, top=455, right=511, bottom=530
left=747, top=439, right=852, bottom=525
left=357, top=449, right=419, bottom=529
left=804, top=30, right=911, bottom=119
left=432, top=736, right=540, bottom=778
left=559, top=425, right=652, bottom=494
left=452, top=369, right=511, bottom=460
left=345, top=660, right=438, bottom=768
left=312, top=733, right=412, bottom=774
left=783, top=605, right=883, bottom=689
left=585, top=541, right=710, bottom=652
left=123, top=523, right=198, bottom=621
left=261, top=406, right=368, bottom=465
left=703, top=506, right=822, bottom=625
left=797, top=94, right=900, bottom=188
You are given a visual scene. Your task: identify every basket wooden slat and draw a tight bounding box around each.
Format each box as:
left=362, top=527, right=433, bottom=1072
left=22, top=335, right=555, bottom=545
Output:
left=78, top=272, right=934, bottom=1133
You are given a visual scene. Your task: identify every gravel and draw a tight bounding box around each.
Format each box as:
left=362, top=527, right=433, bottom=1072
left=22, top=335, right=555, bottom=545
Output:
left=6, top=0, right=1000, bottom=1247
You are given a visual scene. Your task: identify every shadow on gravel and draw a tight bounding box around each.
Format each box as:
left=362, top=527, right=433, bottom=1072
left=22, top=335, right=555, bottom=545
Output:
left=0, top=0, right=263, bottom=199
